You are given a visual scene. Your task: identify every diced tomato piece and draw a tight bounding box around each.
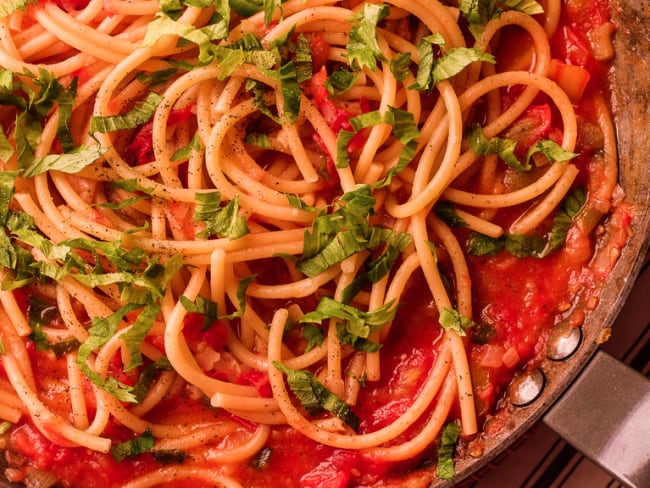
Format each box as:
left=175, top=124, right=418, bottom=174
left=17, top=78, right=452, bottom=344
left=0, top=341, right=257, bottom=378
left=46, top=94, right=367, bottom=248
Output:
left=182, top=313, right=228, bottom=353
left=554, top=25, right=593, bottom=68
left=299, top=450, right=358, bottom=488
left=302, top=33, right=330, bottom=74
left=548, top=59, right=591, bottom=103
left=53, top=0, right=91, bottom=11
left=503, top=104, right=553, bottom=156
left=236, top=370, right=273, bottom=398
left=164, top=201, right=197, bottom=241
left=124, top=122, right=154, bottom=166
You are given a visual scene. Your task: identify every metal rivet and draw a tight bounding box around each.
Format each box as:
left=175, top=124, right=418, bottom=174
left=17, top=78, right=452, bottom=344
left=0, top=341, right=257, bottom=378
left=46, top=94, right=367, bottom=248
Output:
left=547, top=322, right=582, bottom=361
left=508, top=368, right=545, bottom=407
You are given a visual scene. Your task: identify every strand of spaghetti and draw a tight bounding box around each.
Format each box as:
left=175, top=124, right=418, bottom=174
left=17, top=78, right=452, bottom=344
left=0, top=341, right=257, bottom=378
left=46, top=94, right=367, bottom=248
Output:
left=509, top=163, right=580, bottom=234
left=0, top=402, right=22, bottom=424
left=591, top=91, right=619, bottom=215
left=246, top=265, right=340, bottom=299
left=443, top=163, right=566, bottom=209
left=65, top=352, right=90, bottom=429
left=120, top=466, right=244, bottom=488
left=211, top=394, right=279, bottom=412
left=275, top=93, right=321, bottom=183
left=543, top=0, right=562, bottom=36
left=34, top=4, right=137, bottom=62
left=0, top=287, right=31, bottom=337
left=428, top=215, right=473, bottom=317
left=222, top=409, right=287, bottom=425
left=300, top=95, right=357, bottom=192
left=219, top=136, right=315, bottom=206
left=453, top=208, right=504, bottom=238
left=164, top=266, right=259, bottom=398
left=161, top=424, right=271, bottom=463
left=2, top=351, right=111, bottom=451
left=262, top=7, right=352, bottom=45
left=0, top=383, right=25, bottom=411
left=104, top=0, right=160, bottom=15
left=0, top=308, right=36, bottom=391
left=453, top=70, right=577, bottom=177
left=354, top=38, right=398, bottom=182
left=386, top=79, right=464, bottom=218
left=325, top=254, right=366, bottom=397
left=411, top=210, right=477, bottom=436
left=379, top=251, right=421, bottom=342
left=201, top=96, right=319, bottom=220
left=388, top=0, right=465, bottom=49
left=363, top=272, right=391, bottom=382
left=120, top=227, right=306, bottom=257
left=0, top=18, right=19, bottom=59
left=364, top=369, right=457, bottom=461
left=268, top=307, right=455, bottom=449
left=150, top=423, right=239, bottom=450
left=344, top=351, right=366, bottom=405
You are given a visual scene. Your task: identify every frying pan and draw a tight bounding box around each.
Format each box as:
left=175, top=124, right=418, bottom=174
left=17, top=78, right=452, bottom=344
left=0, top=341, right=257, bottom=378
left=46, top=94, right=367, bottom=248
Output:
left=443, top=0, right=650, bottom=485
left=0, top=0, right=649, bottom=486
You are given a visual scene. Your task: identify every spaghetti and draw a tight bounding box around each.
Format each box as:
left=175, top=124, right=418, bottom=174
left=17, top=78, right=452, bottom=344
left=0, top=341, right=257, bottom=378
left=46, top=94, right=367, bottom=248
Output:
left=0, top=0, right=627, bottom=486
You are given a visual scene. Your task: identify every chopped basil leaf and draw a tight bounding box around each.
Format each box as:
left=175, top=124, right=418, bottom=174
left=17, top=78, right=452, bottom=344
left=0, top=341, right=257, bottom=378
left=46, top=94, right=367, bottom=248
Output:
left=460, top=0, right=544, bottom=40
left=171, top=135, right=201, bottom=161
left=301, top=324, right=324, bottom=352
left=136, top=68, right=179, bottom=87
left=526, top=139, right=578, bottom=165
left=180, top=295, right=219, bottom=329
left=0, top=130, right=14, bottom=163
left=346, top=3, right=389, bottom=71
left=434, top=202, right=468, bottom=228
left=295, top=34, right=313, bottom=84
left=215, top=33, right=280, bottom=80
left=55, top=77, right=77, bottom=153
left=336, top=107, right=420, bottom=170
left=300, top=296, right=396, bottom=352
left=91, top=93, right=162, bottom=133
left=77, top=304, right=142, bottom=403
left=194, top=192, right=250, bottom=240
left=110, top=178, right=155, bottom=195
left=468, top=187, right=585, bottom=259
left=466, top=123, right=525, bottom=171
left=286, top=194, right=318, bottom=212
left=0, top=0, right=36, bottom=17
left=263, top=0, right=282, bottom=24
left=273, top=362, right=359, bottom=430
left=0, top=421, right=11, bottom=435
left=390, top=52, right=413, bottom=82
left=229, top=0, right=264, bottom=17
left=244, top=132, right=272, bottom=148
left=411, top=36, right=495, bottom=91
left=111, top=429, right=155, bottom=462
left=262, top=61, right=300, bottom=123
left=439, top=308, right=476, bottom=336
left=0, top=171, right=17, bottom=224
left=132, top=356, right=174, bottom=403
left=325, top=67, right=357, bottom=97
left=20, top=145, right=107, bottom=177
left=436, top=422, right=460, bottom=480
left=121, top=304, right=160, bottom=371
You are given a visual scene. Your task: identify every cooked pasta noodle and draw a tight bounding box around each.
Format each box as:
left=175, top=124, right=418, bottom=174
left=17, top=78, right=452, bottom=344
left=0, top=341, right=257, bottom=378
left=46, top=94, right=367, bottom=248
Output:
left=0, top=0, right=623, bottom=486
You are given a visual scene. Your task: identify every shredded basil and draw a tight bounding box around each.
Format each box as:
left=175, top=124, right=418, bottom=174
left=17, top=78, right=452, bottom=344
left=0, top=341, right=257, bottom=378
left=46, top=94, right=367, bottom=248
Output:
left=194, top=192, right=250, bottom=240
left=436, top=422, right=461, bottom=480
left=273, top=362, right=359, bottom=430
left=346, top=3, right=389, bottom=71
left=439, top=308, right=476, bottom=336
left=111, top=429, right=155, bottom=462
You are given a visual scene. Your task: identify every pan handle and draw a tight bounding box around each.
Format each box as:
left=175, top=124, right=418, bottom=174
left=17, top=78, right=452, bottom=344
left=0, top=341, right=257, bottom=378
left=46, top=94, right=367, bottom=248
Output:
left=543, top=350, right=650, bottom=488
